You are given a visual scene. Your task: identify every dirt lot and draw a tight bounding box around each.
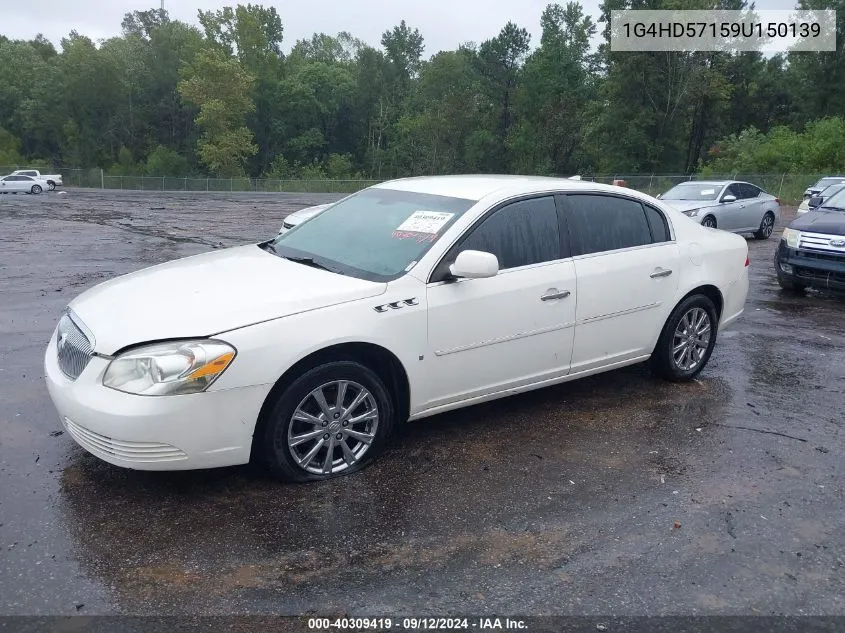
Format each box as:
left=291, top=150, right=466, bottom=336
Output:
left=1, top=190, right=844, bottom=616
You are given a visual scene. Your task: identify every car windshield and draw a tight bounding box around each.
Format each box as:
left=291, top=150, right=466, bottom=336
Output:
left=819, top=183, right=845, bottom=198
left=662, top=183, right=722, bottom=201
left=820, top=188, right=845, bottom=211
left=265, top=188, right=476, bottom=281
left=814, top=177, right=845, bottom=189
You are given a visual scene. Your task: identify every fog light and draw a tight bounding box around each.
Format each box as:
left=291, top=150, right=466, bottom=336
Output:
left=779, top=262, right=793, bottom=274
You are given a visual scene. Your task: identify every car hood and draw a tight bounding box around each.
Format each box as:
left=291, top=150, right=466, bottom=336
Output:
left=69, top=245, right=386, bottom=354
left=662, top=200, right=715, bottom=212
left=790, top=209, right=845, bottom=236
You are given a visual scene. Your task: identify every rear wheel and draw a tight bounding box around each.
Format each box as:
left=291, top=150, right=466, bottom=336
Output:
left=31, top=185, right=42, bottom=194
left=259, top=361, right=395, bottom=482
left=701, top=215, right=717, bottom=228
left=47, top=181, right=56, bottom=191
left=754, top=212, right=775, bottom=240
left=651, top=295, right=718, bottom=382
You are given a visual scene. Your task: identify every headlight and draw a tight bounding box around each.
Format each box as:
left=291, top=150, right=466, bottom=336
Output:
left=682, top=208, right=701, bottom=217
left=782, top=227, right=801, bottom=249
left=103, top=340, right=236, bottom=396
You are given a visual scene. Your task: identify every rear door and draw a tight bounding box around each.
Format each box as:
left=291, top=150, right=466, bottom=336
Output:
left=561, top=194, right=680, bottom=374
left=738, top=183, right=764, bottom=229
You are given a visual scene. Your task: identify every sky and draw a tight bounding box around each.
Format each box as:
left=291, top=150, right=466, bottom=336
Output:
left=3, top=0, right=800, bottom=55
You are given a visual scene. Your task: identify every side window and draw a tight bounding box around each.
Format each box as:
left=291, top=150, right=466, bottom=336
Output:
left=643, top=204, right=670, bottom=242
left=458, top=196, right=561, bottom=270
left=566, top=195, right=653, bottom=256
left=724, top=184, right=742, bottom=199
left=739, top=183, right=760, bottom=199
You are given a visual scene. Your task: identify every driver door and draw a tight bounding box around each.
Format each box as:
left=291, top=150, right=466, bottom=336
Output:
left=717, top=183, right=746, bottom=231
left=421, top=195, right=577, bottom=411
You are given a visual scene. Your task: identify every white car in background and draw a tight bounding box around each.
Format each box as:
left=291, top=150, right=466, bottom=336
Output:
left=0, top=174, right=49, bottom=194
left=659, top=180, right=780, bottom=239
left=797, top=182, right=845, bottom=215
left=45, top=175, right=749, bottom=481
left=278, top=203, right=331, bottom=234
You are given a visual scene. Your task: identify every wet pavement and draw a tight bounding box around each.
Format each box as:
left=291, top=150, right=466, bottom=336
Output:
left=1, top=190, right=844, bottom=616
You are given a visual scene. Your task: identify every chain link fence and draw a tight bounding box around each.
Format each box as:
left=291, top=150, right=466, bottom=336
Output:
left=0, top=166, right=823, bottom=204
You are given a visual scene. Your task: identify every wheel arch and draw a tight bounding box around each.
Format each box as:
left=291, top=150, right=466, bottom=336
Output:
left=677, top=284, right=724, bottom=320
left=250, top=341, right=411, bottom=459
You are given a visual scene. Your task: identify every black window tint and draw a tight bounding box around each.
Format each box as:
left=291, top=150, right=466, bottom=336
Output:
left=567, top=195, right=652, bottom=255
left=460, top=196, right=560, bottom=269
left=739, top=183, right=760, bottom=199
left=644, top=205, right=670, bottom=242
left=724, top=184, right=742, bottom=199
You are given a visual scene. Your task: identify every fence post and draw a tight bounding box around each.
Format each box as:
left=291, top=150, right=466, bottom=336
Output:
left=121, top=176, right=124, bottom=190
left=206, top=178, right=209, bottom=192
left=230, top=178, right=233, bottom=192
left=648, top=173, right=654, bottom=193
left=184, top=177, right=187, bottom=191
left=777, top=173, right=786, bottom=199
left=100, top=169, right=104, bottom=189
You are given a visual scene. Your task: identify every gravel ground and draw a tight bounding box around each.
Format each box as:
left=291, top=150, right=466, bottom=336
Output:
left=0, top=190, right=844, bottom=616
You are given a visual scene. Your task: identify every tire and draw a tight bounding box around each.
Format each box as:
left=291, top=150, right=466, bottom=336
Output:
left=776, top=271, right=805, bottom=293
left=258, top=361, right=395, bottom=482
left=31, top=185, right=42, bottom=194
left=651, top=294, right=719, bottom=382
left=47, top=181, right=55, bottom=191
left=701, top=215, right=717, bottom=228
left=754, top=212, right=775, bottom=240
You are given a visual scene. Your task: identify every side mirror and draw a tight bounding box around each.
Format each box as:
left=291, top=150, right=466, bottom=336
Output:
left=721, top=194, right=737, bottom=203
left=808, top=195, right=824, bottom=208
left=656, top=193, right=663, bottom=199
left=449, top=250, right=499, bottom=279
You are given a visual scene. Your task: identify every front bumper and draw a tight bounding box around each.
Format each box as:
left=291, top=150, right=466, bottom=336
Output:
left=775, top=241, right=845, bottom=291
left=44, top=334, right=270, bottom=470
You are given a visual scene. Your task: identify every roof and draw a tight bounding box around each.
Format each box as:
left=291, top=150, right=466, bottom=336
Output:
left=372, top=175, right=624, bottom=201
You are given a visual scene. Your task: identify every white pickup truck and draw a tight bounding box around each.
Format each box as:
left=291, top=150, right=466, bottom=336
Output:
left=11, top=169, right=62, bottom=190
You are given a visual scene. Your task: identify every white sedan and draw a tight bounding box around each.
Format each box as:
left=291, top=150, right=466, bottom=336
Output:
left=45, top=176, right=749, bottom=481
left=278, top=203, right=330, bottom=234
left=0, top=174, right=48, bottom=194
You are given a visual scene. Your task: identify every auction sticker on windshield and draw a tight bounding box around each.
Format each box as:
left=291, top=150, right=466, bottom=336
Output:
left=701, top=189, right=715, bottom=195
left=396, top=211, right=455, bottom=234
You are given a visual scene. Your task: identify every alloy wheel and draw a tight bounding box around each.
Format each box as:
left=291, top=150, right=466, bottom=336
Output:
left=672, top=307, right=711, bottom=371
left=702, top=216, right=716, bottom=228
left=287, top=380, right=379, bottom=475
left=760, top=214, right=774, bottom=237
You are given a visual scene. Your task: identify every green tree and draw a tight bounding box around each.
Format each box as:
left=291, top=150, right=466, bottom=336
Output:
left=178, top=47, right=257, bottom=176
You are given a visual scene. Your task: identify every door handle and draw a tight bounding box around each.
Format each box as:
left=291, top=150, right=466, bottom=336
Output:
left=541, top=289, right=570, bottom=301
left=650, top=268, right=673, bottom=278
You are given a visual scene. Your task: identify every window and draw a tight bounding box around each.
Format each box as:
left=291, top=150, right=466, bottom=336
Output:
left=457, top=196, right=561, bottom=270
left=566, top=195, right=654, bottom=256
left=643, top=205, right=670, bottom=242
left=739, top=183, right=761, bottom=199
left=724, top=184, right=742, bottom=200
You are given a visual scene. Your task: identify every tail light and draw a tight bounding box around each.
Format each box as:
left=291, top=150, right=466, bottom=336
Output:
left=745, top=255, right=750, bottom=267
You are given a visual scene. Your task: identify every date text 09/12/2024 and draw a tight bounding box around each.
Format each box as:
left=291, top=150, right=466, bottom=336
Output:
left=307, top=617, right=528, bottom=630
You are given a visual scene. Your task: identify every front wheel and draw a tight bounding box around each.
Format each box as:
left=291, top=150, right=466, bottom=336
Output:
left=754, top=212, right=775, bottom=240
left=31, top=185, right=42, bottom=194
left=258, top=361, right=395, bottom=482
left=701, top=215, right=717, bottom=229
left=651, top=295, right=719, bottom=382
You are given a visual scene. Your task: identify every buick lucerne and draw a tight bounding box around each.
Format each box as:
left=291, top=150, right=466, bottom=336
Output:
left=45, top=176, right=749, bottom=481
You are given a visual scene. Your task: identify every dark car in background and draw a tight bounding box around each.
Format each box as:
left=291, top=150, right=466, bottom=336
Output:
left=803, top=176, right=845, bottom=199
left=776, top=187, right=845, bottom=292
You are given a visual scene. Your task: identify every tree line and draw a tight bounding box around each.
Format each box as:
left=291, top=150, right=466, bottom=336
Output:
left=1, top=0, right=844, bottom=180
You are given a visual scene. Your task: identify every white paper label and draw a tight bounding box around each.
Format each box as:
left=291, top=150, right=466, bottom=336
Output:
left=701, top=188, right=715, bottom=195
left=396, top=211, right=454, bottom=234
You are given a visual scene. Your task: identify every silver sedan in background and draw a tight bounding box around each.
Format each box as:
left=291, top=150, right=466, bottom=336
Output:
left=659, top=180, right=780, bottom=239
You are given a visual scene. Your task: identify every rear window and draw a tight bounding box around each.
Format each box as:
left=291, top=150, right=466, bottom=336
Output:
left=566, top=195, right=654, bottom=256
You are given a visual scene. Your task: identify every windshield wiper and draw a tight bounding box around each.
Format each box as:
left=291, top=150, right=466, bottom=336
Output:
left=819, top=205, right=845, bottom=212
left=283, top=255, right=337, bottom=273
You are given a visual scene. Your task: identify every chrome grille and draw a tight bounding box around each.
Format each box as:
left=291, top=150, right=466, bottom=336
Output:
left=56, top=312, right=93, bottom=380
left=65, top=418, right=187, bottom=463
left=798, top=231, right=845, bottom=254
